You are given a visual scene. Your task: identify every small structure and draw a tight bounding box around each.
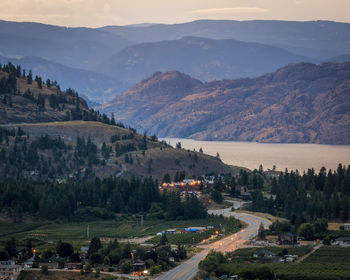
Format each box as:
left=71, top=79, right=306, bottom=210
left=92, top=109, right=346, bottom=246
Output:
left=66, top=263, right=82, bottom=270
left=335, top=237, right=350, bottom=246
left=132, top=260, right=147, bottom=276
left=235, top=186, right=251, bottom=199
left=344, top=223, right=350, bottom=231
left=254, top=250, right=279, bottom=263
left=0, top=260, right=22, bottom=280
left=39, top=262, right=59, bottom=269
left=278, top=232, right=297, bottom=245
left=160, top=180, right=202, bottom=192
left=23, top=257, right=34, bottom=269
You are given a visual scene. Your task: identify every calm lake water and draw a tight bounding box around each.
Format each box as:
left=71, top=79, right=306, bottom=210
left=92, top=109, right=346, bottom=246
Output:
left=162, top=138, right=350, bottom=172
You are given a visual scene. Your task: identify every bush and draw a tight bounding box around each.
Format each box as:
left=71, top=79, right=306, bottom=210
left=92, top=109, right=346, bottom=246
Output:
left=121, top=261, right=132, bottom=274
left=150, top=265, right=162, bottom=275
left=298, top=223, right=315, bottom=240
left=89, top=253, right=103, bottom=265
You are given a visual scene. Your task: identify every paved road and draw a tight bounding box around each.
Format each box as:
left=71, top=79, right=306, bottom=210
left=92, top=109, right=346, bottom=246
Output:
left=155, top=206, right=271, bottom=280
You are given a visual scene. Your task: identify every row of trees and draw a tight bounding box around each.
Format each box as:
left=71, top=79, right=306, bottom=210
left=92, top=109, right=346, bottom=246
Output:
left=0, top=174, right=207, bottom=221
left=250, top=165, right=350, bottom=225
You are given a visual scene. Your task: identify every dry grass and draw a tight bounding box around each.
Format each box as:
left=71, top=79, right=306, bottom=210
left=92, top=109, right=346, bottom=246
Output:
left=2, top=121, right=240, bottom=180
left=328, top=222, right=344, bottom=231
left=235, top=210, right=286, bottom=223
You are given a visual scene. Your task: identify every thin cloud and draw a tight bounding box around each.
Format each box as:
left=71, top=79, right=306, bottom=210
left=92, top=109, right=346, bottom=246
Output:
left=192, top=7, right=270, bottom=14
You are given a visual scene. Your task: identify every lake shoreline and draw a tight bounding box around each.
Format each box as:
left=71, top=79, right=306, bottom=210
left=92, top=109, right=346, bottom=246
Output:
left=161, top=138, right=350, bottom=173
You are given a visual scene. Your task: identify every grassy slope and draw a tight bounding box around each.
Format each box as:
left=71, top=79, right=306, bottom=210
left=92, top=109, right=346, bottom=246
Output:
left=0, top=72, right=89, bottom=124
left=2, top=121, right=239, bottom=180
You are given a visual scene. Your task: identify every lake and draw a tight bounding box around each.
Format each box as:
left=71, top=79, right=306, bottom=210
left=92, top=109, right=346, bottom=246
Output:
left=162, top=138, right=350, bottom=172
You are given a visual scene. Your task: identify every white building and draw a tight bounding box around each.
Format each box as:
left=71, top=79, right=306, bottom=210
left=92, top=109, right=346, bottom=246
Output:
left=0, top=260, right=22, bottom=280
left=344, top=223, right=350, bottom=231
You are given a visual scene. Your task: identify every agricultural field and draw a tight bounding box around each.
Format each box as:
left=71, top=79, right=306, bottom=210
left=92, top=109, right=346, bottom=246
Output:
left=0, top=216, right=242, bottom=249
left=213, top=246, right=350, bottom=280
left=148, top=231, right=211, bottom=245
left=147, top=216, right=242, bottom=245
left=226, top=246, right=312, bottom=263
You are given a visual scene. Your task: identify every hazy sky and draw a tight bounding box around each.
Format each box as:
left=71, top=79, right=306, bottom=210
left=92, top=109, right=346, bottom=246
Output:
left=0, top=0, right=349, bottom=27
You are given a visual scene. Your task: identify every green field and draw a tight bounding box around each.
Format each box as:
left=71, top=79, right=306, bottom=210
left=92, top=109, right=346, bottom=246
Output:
left=0, top=216, right=241, bottom=248
left=147, top=216, right=241, bottom=245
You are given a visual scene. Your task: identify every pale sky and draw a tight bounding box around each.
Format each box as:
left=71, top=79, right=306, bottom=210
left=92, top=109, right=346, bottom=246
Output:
left=0, top=0, right=349, bottom=27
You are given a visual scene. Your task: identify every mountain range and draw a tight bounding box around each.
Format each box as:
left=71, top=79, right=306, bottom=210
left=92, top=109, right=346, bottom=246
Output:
left=99, top=36, right=313, bottom=84
left=1, top=19, right=350, bottom=104
left=101, top=62, right=350, bottom=145
left=101, top=19, right=350, bottom=60
left=0, top=20, right=133, bottom=70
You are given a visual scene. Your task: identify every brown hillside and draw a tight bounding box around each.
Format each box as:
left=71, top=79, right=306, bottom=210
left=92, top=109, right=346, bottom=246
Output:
left=1, top=121, right=239, bottom=181
left=102, top=62, right=350, bottom=144
left=0, top=70, right=90, bottom=124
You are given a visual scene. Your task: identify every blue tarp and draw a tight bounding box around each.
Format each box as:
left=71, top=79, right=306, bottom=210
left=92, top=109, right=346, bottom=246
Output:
left=185, top=228, right=199, bottom=232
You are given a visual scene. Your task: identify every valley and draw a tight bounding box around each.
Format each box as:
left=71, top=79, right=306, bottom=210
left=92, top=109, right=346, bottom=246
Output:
left=0, top=9, right=350, bottom=280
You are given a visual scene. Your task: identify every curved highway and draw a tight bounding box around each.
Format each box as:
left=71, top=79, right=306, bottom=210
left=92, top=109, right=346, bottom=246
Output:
left=155, top=205, right=271, bottom=280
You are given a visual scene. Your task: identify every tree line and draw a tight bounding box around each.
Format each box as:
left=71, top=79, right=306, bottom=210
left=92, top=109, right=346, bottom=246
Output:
left=0, top=175, right=207, bottom=221
left=250, top=164, right=350, bottom=226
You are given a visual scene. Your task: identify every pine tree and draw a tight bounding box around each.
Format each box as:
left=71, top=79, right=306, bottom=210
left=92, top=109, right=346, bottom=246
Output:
left=27, top=70, right=33, bottom=84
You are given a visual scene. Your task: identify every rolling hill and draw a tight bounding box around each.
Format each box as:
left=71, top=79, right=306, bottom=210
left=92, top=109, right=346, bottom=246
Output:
left=101, top=62, right=350, bottom=145
left=99, top=36, right=313, bottom=84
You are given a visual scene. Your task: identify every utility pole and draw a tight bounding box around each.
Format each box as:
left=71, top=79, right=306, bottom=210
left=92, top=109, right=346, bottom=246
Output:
left=140, top=215, right=144, bottom=226
left=87, top=224, right=90, bottom=239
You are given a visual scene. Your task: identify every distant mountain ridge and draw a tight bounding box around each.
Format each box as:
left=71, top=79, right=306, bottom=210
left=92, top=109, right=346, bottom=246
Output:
left=99, top=36, right=314, bottom=84
left=326, top=54, right=350, bottom=63
left=0, top=20, right=133, bottom=70
left=101, top=62, right=350, bottom=145
left=0, top=55, right=128, bottom=104
left=101, top=19, right=350, bottom=60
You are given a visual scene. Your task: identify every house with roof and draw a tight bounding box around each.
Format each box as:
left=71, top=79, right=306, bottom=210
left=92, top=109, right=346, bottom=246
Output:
left=335, top=237, right=350, bottom=247
left=278, top=232, right=297, bottom=245
left=0, top=260, right=22, bottom=280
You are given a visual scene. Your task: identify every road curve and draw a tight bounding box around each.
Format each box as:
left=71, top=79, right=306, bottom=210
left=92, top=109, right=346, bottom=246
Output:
left=155, top=207, right=271, bottom=280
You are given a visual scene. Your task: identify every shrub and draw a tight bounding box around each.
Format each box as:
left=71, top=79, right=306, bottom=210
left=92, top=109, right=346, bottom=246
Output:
left=121, top=261, right=132, bottom=274
left=150, top=265, right=162, bottom=275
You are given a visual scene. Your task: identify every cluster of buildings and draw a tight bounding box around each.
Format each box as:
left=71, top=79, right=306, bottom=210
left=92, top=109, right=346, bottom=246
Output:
left=252, top=250, right=299, bottom=263
left=160, top=179, right=202, bottom=192
left=159, top=179, right=205, bottom=197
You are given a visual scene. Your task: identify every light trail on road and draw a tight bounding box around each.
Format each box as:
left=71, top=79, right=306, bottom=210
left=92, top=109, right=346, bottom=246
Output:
left=155, top=206, right=272, bottom=280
